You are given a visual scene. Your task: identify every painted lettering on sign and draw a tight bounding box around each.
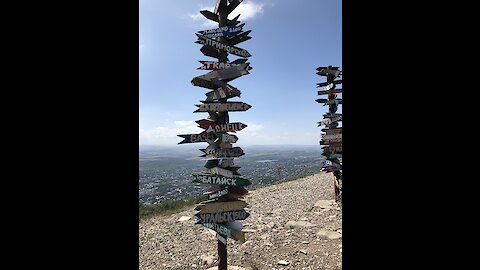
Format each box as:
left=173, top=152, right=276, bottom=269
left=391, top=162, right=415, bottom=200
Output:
left=194, top=102, right=252, bottom=112
left=198, top=61, right=240, bottom=70
left=208, top=167, right=234, bottom=178
left=197, top=119, right=248, bottom=132
left=197, top=25, right=243, bottom=38
left=206, top=188, right=229, bottom=200
left=205, top=87, right=242, bottom=102
left=196, top=33, right=252, bottom=58
left=200, top=147, right=245, bottom=158
left=195, top=209, right=250, bottom=224
left=200, top=222, right=245, bottom=242
left=192, top=173, right=251, bottom=186
left=177, top=132, right=215, bottom=144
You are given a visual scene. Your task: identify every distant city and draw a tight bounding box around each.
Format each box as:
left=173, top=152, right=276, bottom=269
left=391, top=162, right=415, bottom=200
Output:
left=139, top=145, right=325, bottom=204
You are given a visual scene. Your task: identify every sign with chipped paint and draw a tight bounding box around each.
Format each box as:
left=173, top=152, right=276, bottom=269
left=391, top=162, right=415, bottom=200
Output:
left=194, top=102, right=252, bottom=112
left=195, top=200, right=248, bottom=213
left=192, top=173, right=251, bottom=186
left=200, top=146, right=245, bottom=158
left=197, top=25, right=243, bottom=38
left=200, top=222, right=245, bottom=243
left=205, top=87, right=242, bottom=102
left=177, top=132, right=215, bottom=144
left=195, top=209, right=250, bottom=224
left=196, top=119, right=247, bottom=132
left=196, top=33, right=251, bottom=58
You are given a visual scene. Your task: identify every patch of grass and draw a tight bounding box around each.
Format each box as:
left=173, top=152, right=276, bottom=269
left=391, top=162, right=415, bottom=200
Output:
left=139, top=195, right=206, bottom=220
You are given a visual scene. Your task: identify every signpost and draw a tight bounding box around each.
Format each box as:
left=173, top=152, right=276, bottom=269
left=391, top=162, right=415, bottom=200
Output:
left=179, top=1, right=253, bottom=268
left=316, top=65, right=343, bottom=204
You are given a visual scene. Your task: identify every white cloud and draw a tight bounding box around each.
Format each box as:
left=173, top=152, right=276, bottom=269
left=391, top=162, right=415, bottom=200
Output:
left=188, top=1, right=265, bottom=28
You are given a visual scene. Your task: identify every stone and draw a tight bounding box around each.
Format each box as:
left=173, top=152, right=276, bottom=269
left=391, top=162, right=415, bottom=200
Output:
left=316, top=230, right=342, bottom=240
left=314, top=200, right=336, bottom=209
left=285, top=221, right=316, bottom=229
left=277, top=260, right=290, bottom=266
left=300, top=249, right=308, bottom=254
left=177, top=216, right=191, bottom=222
left=201, top=255, right=215, bottom=266
left=302, top=241, right=310, bottom=244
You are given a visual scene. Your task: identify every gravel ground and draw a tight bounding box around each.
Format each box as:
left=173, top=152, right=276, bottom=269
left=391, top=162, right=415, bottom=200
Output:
left=140, top=172, right=342, bottom=270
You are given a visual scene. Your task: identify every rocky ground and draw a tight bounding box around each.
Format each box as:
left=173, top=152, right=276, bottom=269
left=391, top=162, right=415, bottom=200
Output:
left=139, top=172, right=342, bottom=270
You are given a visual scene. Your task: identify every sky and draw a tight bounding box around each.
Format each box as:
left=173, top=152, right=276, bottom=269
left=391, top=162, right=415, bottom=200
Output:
left=139, top=0, right=342, bottom=146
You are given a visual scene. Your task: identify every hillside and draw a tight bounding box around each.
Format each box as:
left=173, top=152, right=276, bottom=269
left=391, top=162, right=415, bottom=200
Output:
left=139, top=172, right=342, bottom=270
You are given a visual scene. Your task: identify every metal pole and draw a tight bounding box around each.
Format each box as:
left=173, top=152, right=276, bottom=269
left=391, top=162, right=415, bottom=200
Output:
left=217, top=1, right=228, bottom=269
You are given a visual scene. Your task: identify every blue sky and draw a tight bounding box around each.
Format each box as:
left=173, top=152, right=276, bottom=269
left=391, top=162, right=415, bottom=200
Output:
left=140, top=0, right=342, bottom=145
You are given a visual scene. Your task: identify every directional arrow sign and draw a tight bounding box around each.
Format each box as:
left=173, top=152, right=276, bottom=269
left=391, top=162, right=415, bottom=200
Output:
left=200, top=222, right=245, bottom=243
left=320, top=138, right=342, bottom=144
left=205, top=87, right=242, bottom=102
left=227, top=0, right=243, bottom=14
left=199, top=10, right=241, bottom=25
left=318, top=88, right=342, bottom=95
left=318, top=116, right=342, bottom=126
left=208, top=166, right=234, bottom=178
left=193, top=63, right=250, bottom=83
left=316, top=69, right=341, bottom=77
left=191, top=77, right=221, bottom=90
left=196, top=119, right=247, bottom=132
left=322, top=152, right=342, bottom=159
left=195, top=209, right=250, bottom=224
left=194, top=102, right=252, bottom=113
left=196, top=33, right=251, bottom=58
left=316, top=66, right=339, bottom=71
left=197, top=25, right=243, bottom=38
left=316, top=98, right=343, bottom=105
left=226, top=30, right=252, bottom=46
left=214, top=133, right=238, bottom=143
left=198, top=61, right=243, bottom=70
left=200, top=45, right=223, bottom=59
left=192, top=172, right=251, bottom=186
left=317, top=80, right=342, bottom=87
left=177, top=132, right=215, bottom=144
left=321, top=127, right=342, bottom=134
left=322, top=144, right=342, bottom=153
left=205, top=188, right=230, bottom=200
left=200, top=147, right=245, bottom=158
left=322, top=133, right=342, bottom=141
left=324, top=113, right=342, bottom=118
left=195, top=200, right=248, bottom=213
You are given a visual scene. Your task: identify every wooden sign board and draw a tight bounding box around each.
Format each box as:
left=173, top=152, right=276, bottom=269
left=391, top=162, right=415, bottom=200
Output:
left=322, top=145, right=342, bottom=153
left=318, top=88, right=342, bottom=95
left=227, top=0, right=243, bottom=14
left=192, top=172, right=251, bottom=186
left=195, top=200, right=247, bottom=213
left=316, top=66, right=339, bottom=71
left=316, top=69, right=341, bottom=77
left=200, top=45, right=223, bottom=59
left=227, top=30, right=252, bottom=46
left=191, top=77, right=222, bottom=90
left=214, top=133, right=238, bottom=143
left=196, top=119, right=247, bottom=132
left=195, top=209, right=250, bottom=224
left=196, top=33, right=251, bottom=58
left=318, top=116, right=342, bottom=126
left=321, top=127, right=342, bottom=134
left=194, top=102, right=252, bottom=112
left=200, top=146, right=245, bottom=158
left=324, top=113, right=342, bottom=118
left=197, top=25, right=243, bottom=38
left=320, top=138, right=342, bottom=144
left=317, top=99, right=342, bottom=105
left=177, top=132, right=215, bottom=144
left=205, top=87, right=242, bottom=102
left=193, top=63, right=250, bottom=83
left=199, top=10, right=241, bottom=25
left=322, top=133, right=342, bottom=140
left=208, top=166, right=234, bottom=178
left=198, top=61, right=240, bottom=70
left=317, top=80, right=342, bottom=87
left=200, top=222, right=245, bottom=243
left=205, top=188, right=229, bottom=200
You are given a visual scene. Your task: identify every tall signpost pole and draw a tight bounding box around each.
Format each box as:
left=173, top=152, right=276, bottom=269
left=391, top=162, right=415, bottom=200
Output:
left=178, top=1, right=252, bottom=269
left=316, top=66, right=343, bottom=204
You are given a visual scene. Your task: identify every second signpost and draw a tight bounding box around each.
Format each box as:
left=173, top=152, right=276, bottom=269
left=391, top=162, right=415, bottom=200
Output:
left=316, top=66, right=343, bottom=204
left=178, top=1, right=252, bottom=269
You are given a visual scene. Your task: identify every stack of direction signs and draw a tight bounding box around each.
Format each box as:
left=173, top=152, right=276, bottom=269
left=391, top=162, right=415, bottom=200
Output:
left=177, top=0, right=252, bottom=260
left=316, top=66, right=342, bottom=204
